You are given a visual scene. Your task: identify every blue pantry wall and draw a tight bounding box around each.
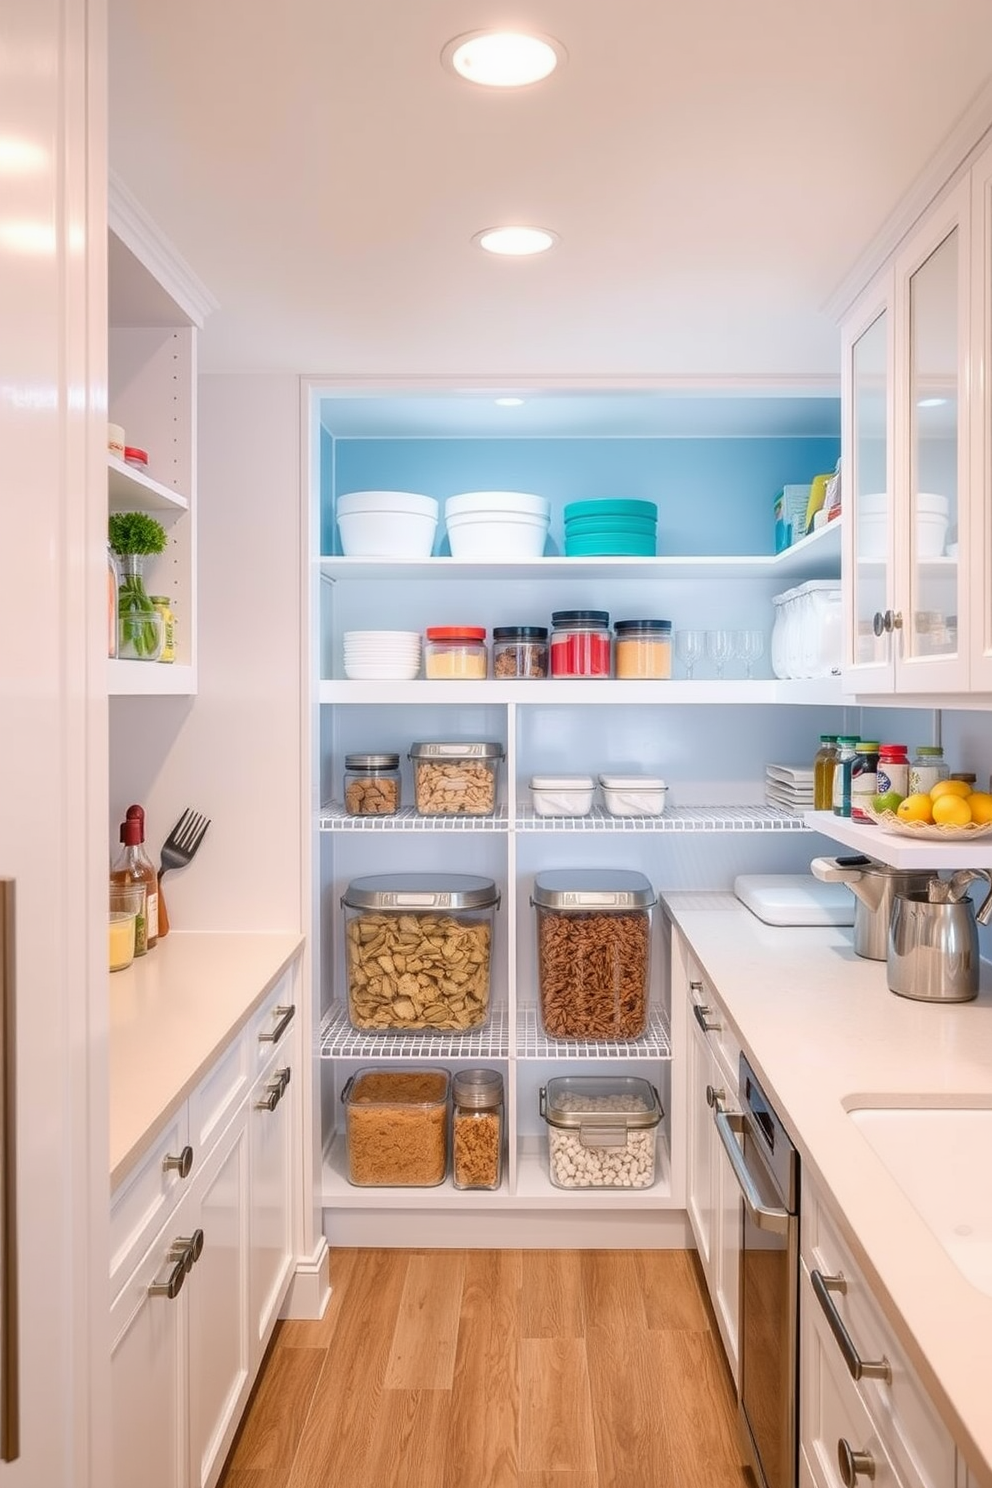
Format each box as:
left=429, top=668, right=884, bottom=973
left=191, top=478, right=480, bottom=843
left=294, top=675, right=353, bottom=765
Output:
left=309, top=389, right=950, bottom=1248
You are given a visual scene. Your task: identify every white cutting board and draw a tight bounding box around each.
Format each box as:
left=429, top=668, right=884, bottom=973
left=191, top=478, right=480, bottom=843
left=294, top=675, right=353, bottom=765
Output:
left=733, top=874, right=855, bottom=927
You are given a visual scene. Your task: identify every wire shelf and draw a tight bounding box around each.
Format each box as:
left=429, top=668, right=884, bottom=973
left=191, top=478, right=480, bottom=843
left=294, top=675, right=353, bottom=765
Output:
left=319, top=1003, right=509, bottom=1059
left=515, top=1006, right=671, bottom=1060
left=319, top=804, right=510, bottom=832
left=515, top=804, right=811, bottom=832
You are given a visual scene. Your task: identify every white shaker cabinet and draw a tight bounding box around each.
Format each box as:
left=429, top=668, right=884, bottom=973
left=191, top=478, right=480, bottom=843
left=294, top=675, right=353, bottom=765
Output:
left=248, top=1039, right=297, bottom=1360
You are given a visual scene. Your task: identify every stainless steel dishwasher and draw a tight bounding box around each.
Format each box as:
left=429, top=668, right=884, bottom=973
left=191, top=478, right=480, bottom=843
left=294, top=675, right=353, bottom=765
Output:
left=713, top=1054, right=800, bottom=1488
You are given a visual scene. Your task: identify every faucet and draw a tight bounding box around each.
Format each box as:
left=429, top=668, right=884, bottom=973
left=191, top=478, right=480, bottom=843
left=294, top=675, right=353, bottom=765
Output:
left=941, top=868, right=992, bottom=924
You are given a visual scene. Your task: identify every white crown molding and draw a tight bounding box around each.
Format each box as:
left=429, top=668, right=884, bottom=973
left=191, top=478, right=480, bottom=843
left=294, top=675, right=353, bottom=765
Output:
left=109, top=171, right=218, bottom=328
left=823, top=78, right=992, bottom=325
left=301, top=372, right=841, bottom=397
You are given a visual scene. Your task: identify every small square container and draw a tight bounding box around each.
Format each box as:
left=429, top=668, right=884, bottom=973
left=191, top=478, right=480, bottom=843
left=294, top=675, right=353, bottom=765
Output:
left=529, top=774, right=595, bottom=817
left=342, top=1067, right=449, bottom=1186
left=409, top=740, right=504, bottom=816
left=598, top=773, right=668, bottom=818
left=540, top=1075, right=662, bottom=1189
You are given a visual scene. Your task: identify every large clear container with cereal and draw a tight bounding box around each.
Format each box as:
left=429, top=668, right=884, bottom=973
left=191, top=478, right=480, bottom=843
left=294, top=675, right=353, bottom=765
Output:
left=539, top=1075, right=662, bottom=1189
left=342, top=1067, right=450, bottom=1186
left=341, top=873, right=500, bottom=1032
left=408, top=740, right=504, bottom=816
left=530, top=869, right=655, bottom=1039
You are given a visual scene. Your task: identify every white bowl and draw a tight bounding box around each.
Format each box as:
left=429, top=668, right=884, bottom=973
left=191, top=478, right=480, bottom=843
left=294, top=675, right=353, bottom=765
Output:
left=445, top=490, right=549, bottom=519
left=343, top=660, right=421, bottom=680
left=337, top=493, right=438, bottom=558
left=446, top=512, right=550, bottom=560
left=343, top=629, right=421, bottom=641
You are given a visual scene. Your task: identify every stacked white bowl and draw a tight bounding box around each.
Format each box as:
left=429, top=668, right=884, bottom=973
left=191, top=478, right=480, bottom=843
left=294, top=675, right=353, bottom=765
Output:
left=343, top=630, right=421, bottom=680
left=336, top=491, right=438, bottom=558
left=860, top=491, right=949, bottom=559
left=444, top=491, right=551, bottom=559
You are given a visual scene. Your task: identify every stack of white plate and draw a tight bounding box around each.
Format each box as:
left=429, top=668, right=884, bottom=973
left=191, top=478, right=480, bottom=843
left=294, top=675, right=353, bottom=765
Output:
left=343, top=630, right=421, bottom=680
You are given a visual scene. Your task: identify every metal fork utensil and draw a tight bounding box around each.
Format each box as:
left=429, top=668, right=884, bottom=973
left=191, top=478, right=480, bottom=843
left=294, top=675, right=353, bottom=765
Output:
left=158, top=809, right=211, bottom=879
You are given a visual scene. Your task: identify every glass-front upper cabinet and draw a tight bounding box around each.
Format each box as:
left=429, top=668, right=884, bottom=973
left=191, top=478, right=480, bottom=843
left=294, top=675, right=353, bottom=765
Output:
left=969, top=135, right=992, bottom=691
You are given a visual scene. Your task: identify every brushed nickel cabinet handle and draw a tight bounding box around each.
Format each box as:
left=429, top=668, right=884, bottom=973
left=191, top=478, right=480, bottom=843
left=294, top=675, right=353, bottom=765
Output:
left=162, top=1145, right=194, bottom=1179
left=256, top=1067, right=291, bottom=1111
left=0, top=882, right=18, bottom=1461
left=258, top=1005, right=295, bottom=1045
left=705, top=1084, right=726, bottom=1109
left=149, top=1255, right=188, bottom=1301
left=172, top=1229, right=204, bottom=1270
left=811, top=1270, right=891, bottom=1382
left=692, top=1002, right=720, bottom=1034
left=838, top=1437, right=876, bottom=1484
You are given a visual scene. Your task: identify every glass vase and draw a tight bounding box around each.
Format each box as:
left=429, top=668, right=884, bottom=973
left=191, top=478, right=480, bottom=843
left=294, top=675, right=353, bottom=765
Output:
left=117, top=554, right=163, bottom=661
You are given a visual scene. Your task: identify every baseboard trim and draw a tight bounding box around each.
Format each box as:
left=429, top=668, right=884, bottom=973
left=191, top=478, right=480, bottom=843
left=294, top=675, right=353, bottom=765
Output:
left=279, top=1236, right=331, bottom=1319
left=323, top=1207, right=692, bottom=1249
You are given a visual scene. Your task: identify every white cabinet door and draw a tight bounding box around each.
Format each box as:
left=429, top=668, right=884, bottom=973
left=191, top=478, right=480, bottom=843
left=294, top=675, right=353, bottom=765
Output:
left=249, top=1046, right=295, bottom=1364
left=111, top=1194, right=193, bottom=1488
left=712, top=1115, right=742, bottom=1385
left=186, top=1110, right=250, bottom=1488
left=968, top=135, right=992, bottom=692
left=686, top=997, right=716, bottom=1274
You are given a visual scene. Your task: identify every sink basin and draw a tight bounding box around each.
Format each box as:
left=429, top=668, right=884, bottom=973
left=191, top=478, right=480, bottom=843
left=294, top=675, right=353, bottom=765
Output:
left=848, top=1104, right=992, bottom=1297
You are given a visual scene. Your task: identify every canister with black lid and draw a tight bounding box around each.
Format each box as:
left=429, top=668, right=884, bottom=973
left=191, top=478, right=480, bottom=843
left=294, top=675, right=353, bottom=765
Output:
left=549, top=611, right=611, bottom=678
left=492, top=626, right=548, bottom=678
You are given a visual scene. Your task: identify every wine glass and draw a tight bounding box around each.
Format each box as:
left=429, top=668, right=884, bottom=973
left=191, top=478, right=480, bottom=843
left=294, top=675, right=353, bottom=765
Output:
left=675, top=628, right=705, bottom=680
left=705, top=629, right=734, bottom=680
left=735, top=628, right=765, bottom=680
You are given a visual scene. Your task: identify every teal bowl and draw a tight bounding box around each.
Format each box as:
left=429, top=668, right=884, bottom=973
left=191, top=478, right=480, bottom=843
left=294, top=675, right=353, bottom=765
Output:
left=564, top=515, right=657, bottom=537
left=564, top=499, right=657, bottom=523
left=564, top=533, right=657, bottom=557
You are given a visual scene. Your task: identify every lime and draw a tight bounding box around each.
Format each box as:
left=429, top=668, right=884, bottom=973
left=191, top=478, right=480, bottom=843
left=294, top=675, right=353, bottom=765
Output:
left=872, top=791, right=904, bottom=815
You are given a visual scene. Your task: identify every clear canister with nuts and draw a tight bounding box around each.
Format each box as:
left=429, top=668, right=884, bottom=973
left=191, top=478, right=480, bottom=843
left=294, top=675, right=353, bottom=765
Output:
left=530, top=869, right=656, bottom=1040
left=408, top=739, right=505, bottom=816
left=343, top=753, right=401, bottom=816
left=341, top=873, right=500, bottom=1032
left=451, top=1068, right=504, bottom=1190
left=492, top=626, right=549, bottom=678
left=540, top=1075, right=662, bottom=1189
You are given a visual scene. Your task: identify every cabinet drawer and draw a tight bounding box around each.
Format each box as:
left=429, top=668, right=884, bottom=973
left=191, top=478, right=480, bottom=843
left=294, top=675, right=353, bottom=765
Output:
left=248, top=969, right=297, bottom=1077
left=686, top=962, right=740, bottom=1089
left=803, top=1194, right=955, bottom=1488
left=110, top=1106, right=190, bottom=1298
left=188, top=1027, right=249, bottom=1158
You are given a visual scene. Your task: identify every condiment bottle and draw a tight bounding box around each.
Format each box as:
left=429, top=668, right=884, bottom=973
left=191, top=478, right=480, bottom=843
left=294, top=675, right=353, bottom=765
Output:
left=851, top=741, right=880, bottom=822
left=909, top=745, right=949, bottom=796
left=813, top=734, right=838, bottom=811
left=150, top=596, right=175, bottom=663
left=110, top=805, right=159, bottom=952
left=877, top=744, right=909, bottom=799
left=451, top=1069, right=503, bottom=1191
left=832, top=736, right=861, bottom=817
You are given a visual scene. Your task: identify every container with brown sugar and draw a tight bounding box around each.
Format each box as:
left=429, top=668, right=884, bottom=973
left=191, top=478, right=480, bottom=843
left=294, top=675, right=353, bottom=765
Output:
left=613, top=619, right=672, bottom=679
left=451, top=1068, right=504, bottom=1191
left=530, top=870, right=655, bottom=1040
left=342, top=1067, right=450, bottom=1186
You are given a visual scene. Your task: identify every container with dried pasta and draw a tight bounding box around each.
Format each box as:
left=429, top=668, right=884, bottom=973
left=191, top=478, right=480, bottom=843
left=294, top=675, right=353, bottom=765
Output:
left=408, top=740, right=504, bottom=816
left=341, top=1067, right=449, bottom=1186
left=341, top=873, right=500, bottom=1032
left=530, top=869, right=656, bottom=1040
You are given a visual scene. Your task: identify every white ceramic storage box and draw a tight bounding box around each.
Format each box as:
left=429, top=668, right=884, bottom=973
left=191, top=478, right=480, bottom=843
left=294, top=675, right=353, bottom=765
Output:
left=408, top=739, right=504, bottom=816
left=341, top=873, right=499, bottom=1033
left=341, top=1067, right=450, bottom=1186
left=540, top=1075, right=662, bottom=1189
left=336, top=490, right=439, bottom=558
left=528, top=774, right=595, bottom=817
left=598, top=774, right=668, bottom=817
left=531, top=869, right=656, bottom=1039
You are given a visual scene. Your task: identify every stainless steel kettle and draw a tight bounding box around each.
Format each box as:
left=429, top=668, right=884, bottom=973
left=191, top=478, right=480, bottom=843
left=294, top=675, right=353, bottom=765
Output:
left=810, top=855, right=936, bottom=960
left=887, top=870, right=992, bottom=1003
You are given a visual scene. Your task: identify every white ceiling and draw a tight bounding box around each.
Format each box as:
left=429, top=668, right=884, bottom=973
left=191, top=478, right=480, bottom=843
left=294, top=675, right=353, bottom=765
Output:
left=109, top=1, right=992, bottom=385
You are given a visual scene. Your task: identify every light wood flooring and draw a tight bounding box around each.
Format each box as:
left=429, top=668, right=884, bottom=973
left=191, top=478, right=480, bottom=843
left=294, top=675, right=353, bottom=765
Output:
left=219, top=1248, right=753, bottom=1488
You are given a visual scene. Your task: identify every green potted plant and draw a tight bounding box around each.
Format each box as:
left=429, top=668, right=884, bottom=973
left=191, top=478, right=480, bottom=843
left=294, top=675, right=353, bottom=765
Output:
left=109, top=511, right=167, bottom=659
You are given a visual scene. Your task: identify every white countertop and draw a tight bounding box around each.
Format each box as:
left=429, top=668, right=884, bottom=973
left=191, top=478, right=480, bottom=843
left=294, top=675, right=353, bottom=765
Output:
left=109, top=931, right=304, bottom=1188
left=662, top=892, right=992, bottom=1488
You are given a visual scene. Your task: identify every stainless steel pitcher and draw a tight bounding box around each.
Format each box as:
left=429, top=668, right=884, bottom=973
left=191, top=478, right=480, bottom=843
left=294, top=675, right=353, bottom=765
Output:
left=887, top=870, right=992, bottom=1003
left=810, top=855, right=935, bottom=960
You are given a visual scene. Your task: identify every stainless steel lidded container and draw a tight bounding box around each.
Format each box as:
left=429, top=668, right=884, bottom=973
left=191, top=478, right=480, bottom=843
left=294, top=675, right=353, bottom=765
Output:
left=887, top=870, right=992, bottom=1003
left=810, top=855, right=935, bottom=960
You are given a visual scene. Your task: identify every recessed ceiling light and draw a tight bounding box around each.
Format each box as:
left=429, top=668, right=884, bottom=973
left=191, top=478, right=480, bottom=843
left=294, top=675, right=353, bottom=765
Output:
left=474, top=226, right=558, bottom=257
left=917, top=397, right=948, bottom=408
left=442, top=31, right=565, bottom=88
left=495, top=397, right=525, bottom=407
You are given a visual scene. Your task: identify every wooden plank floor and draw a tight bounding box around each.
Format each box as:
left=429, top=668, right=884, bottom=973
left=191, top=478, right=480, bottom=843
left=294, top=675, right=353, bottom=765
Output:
left=219, top=1249, right=753, bottom=1488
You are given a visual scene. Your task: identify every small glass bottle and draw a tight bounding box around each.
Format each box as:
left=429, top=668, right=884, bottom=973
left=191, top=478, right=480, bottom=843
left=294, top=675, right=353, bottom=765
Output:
left=110, top=805, right=159, bottom=953
left=451, top=1069, right=504, bottom=1191
left=909, top=745, right=949, bottom=796
left=851, top=741, right=880, bottom=822
left=150, top=596, right=175, bottom=663
left=813, top=734, right=838, bottom=811
left=877, top=744, right=910, bottom=799
left=832, top=736, right=861, bottom=817
left=343, top=753, right=401, bottom=816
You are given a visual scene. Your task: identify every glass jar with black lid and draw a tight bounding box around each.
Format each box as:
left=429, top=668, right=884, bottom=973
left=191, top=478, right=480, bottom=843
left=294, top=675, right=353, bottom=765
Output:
left=492, top=626, right=549, bottom=678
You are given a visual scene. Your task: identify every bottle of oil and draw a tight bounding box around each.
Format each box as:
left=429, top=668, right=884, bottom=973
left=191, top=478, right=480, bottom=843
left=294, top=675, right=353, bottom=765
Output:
left=813, top=734, right=838, bottom=811
left=110, top=805, right=159, bottom=953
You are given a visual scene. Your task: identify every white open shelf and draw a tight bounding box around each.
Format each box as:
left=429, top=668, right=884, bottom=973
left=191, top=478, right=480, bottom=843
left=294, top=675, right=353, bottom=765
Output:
left=108, top=659, right=196, bottom=697
left=108, top=453, right=189, bottom=515
left=319, top=804, right=510, bottom=832
left=804, top=810, right=992, bottom=868
left=319, top=803, right=813, bottom=834
left=515, top=1006, right=671, bottom=1060
left=319, top=677, right=846, bottom=706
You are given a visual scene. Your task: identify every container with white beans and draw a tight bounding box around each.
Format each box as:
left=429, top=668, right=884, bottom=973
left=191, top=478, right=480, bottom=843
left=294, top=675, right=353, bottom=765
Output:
left=539, top=1075, right=662, bottom=1189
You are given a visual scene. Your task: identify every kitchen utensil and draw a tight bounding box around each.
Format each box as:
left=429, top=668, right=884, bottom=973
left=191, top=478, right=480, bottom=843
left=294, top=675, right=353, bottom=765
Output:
left=733, top=875, right=855, bottom=928
left=887, top=873, right=992, bottom=1002
left=810, top=855, right=935, bottom=960
left=156, top=809, right=211, bottom=936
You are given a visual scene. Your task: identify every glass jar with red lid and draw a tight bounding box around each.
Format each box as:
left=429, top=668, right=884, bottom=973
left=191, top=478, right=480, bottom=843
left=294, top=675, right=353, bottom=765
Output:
left=424, top=626, right=488, bottom=679
left=549, top=611, right=611, bottom=678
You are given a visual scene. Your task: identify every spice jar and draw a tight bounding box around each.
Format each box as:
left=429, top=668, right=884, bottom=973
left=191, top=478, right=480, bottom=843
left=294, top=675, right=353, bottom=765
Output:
left=492, top=626, right=548, bottom=678
left=343, top=753, right=401, bottom=816
left=851, top=741, right=880, bottom=822
left=613, top=619, right=673, bottom=679
left=149, top=596, right=175, bottom=663
left=452, top=1069, right=504, bottom=1191
left=877, top=744, right=909, bottom=799
left=549, top=610, right=611, bottom=678
left=424, top=626, right=488, bottom=679
left=909, top=745, right=949, bottom=796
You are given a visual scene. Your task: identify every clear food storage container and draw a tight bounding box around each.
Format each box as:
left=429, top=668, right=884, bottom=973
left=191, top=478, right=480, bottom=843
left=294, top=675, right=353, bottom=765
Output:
left=423, top=626, right=488, bottom=679
left=451, top=1068, right=504, bottom=1191
left=343, top=753, right=401, bottom=816
left=408, top=740, right=504, bottom=816
left=341, top=873, right=500, bottom=1032
left=531, top=869, right=656, bottom=1039
left=598, top=773, right=668, bottom=817
left=342, top=1067, right=449, bottom=1186
left=528, top=774, right=595, bottom=817
left=540, top=1075, right=662, bottom=1189
left=492, top=626, right=549, bottom=678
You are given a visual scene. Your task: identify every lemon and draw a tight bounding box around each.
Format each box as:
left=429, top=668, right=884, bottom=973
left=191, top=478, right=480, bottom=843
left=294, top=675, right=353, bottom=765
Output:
left=930, top=778, right=972, bottom=800
left=932, top=794, right=973, bottom=827
left=967, top=791, right=992, bottom=824
left=896, top=793, right=934, bottom=823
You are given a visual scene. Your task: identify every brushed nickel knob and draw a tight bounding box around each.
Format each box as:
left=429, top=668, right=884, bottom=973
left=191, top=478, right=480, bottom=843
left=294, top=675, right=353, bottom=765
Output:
left=162, top=1145, right=193, bottom=1179
left=838, top=1437, right=876, bottom=1485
